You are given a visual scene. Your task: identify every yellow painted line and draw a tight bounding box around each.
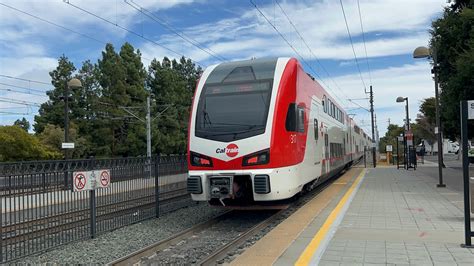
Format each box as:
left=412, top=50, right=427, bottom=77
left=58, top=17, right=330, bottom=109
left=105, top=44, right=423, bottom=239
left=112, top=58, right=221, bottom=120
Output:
left=294, top=169, right=366, bottom=266
left=332, top=182, right=347, bottom=185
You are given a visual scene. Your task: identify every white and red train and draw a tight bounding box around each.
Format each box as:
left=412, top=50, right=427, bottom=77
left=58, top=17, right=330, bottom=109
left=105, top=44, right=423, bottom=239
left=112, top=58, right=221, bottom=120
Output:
left=187, top=57, right=371, bottom=206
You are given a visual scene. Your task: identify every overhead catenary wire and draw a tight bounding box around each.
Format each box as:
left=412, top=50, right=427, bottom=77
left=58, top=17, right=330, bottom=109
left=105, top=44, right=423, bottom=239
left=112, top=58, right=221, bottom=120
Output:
left=0, top=82, right=50, bottom=94
left=249, top=0, right=346, bottom=106
left=0, top=97, right=42, bottom=107
left=63, top=0, right=205, bottom=67
left=0, top=87, right=48, bottom=97
left=0, top=110, right=30, bottom=115
left=347, top=99, right=370, bottom=112
left=125, top=0, right=227, bottom=62
left=274, top=0, right=352, bottom=108
left=356, top=0, right=372, bottom=85
left=0, top=3, right=153, bottom=63
left=339, top=0, right=368, bottom=93
left=0, top=74, right=51, bottom=86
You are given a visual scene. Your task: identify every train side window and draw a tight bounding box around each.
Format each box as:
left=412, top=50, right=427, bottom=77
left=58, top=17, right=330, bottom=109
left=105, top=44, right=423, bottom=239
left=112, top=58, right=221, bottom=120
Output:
left=322, top=95, right=327, bottom=113
left=328, top=100, right=333, bottom=116
left=297, top=106, right=305, bottom=133
left=314, top=119, right=318, bottom=140
left=285, top=103, right=297, bottom=132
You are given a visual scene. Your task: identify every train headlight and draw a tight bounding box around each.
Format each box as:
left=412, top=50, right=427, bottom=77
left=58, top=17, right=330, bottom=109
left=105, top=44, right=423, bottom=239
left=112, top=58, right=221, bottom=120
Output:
left=190, top=152, right=213, bottom=167
left=242, top=149, right=270, bottom=166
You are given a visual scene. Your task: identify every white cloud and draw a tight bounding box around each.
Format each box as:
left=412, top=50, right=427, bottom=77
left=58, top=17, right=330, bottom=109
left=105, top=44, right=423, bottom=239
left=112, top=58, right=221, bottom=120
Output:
left=151, top=0, right=447, bottom=63
left=329, top=62, right=434, bottom=135
left=0, top=0, right=448, bottom=132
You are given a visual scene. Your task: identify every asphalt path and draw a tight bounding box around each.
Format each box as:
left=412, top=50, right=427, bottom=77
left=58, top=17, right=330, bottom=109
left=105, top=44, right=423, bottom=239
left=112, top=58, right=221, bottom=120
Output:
left=416, top=154, right=474, bottom=192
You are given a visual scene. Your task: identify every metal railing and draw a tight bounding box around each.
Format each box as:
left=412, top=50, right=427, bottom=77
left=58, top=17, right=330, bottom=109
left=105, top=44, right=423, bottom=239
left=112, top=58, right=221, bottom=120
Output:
left=0, top=155, right=189, bottom=263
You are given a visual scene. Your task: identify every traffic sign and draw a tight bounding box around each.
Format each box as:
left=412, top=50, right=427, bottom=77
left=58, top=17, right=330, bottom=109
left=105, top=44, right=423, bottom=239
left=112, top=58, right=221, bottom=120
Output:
left=99, top=170, right=110, bottom=188
left=72, top=169, right=110, bottom=192
left=406, top=131, right=414, bottom=146
left=73, top=171, right=90, bottom=191
left=386, top=145, right=393, bottom=152
left=62, top=142, right=75, bottom=149
left=468, top=100, right=474, bottom=120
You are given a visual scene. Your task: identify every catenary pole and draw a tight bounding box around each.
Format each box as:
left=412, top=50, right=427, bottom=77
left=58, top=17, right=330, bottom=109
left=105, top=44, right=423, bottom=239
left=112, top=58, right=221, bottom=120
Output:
left=369, top=85, right=376, bottom=167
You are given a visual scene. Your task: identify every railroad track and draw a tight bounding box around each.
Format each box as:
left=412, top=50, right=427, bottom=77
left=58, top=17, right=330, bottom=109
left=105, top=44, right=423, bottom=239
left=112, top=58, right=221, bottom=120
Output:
left=108, top=207, right=287, bottom=266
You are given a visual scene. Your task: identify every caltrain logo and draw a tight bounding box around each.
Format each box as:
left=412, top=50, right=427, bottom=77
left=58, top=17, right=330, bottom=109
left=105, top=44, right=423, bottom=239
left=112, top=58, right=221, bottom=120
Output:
left=216, top=143, right=239, bottom=157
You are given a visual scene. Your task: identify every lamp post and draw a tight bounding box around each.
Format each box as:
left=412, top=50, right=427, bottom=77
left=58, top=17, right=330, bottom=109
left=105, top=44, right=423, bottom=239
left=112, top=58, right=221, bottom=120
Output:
left=63, top=78, right=82, bottom=158
left=396, top=96, right=410, bottom=169
left=413, top=46, right=445, bottom=187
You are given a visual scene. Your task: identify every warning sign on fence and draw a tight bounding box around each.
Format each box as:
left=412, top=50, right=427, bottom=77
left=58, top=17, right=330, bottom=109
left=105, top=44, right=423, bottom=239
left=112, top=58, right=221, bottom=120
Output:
left=72, top=169, right=110, bottom=192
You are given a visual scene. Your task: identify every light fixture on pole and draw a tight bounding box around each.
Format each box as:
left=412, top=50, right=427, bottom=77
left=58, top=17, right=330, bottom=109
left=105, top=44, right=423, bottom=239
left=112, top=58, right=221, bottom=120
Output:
left=63, top=78, right=82, bottom=156
left=60, top=78, right=81, bottom=189
left=396, top=96, right=410, bottom=169
left=413, top=46, right=445, bottom=187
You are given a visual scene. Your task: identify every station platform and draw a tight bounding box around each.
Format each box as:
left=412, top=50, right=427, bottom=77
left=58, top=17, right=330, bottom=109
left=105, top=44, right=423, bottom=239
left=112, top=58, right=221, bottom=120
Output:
left=231, top=165, right=474, bottom=265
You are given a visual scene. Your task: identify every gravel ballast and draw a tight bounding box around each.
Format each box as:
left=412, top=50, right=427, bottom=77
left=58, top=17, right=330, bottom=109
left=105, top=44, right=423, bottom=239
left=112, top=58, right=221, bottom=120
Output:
left=17, top=202, right=224, bottom=265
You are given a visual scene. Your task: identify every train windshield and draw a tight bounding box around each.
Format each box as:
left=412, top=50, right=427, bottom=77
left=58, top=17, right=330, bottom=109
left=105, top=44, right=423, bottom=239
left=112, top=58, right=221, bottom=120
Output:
left=195, top=58, right=277, bottom=142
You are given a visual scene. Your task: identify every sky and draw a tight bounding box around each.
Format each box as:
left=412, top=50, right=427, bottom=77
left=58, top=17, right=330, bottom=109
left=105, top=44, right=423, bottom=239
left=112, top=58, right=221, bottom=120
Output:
left=0, top=0, right=450, bottom=137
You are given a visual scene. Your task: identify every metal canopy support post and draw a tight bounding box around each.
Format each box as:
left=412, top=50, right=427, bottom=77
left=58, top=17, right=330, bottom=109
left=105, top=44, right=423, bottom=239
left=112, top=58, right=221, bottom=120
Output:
left=460, top=101, right=473, bottom=247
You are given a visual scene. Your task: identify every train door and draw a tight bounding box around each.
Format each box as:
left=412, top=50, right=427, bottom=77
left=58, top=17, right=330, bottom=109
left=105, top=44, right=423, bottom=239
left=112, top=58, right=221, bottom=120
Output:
left=324, top=132, right=329, bottom=174
left=311, top=102, right=320, bottom=165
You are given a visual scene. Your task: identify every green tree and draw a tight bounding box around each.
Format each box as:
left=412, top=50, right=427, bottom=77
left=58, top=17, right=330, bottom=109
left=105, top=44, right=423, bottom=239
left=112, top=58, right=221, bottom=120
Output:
left=38, top=123, right=90, bottom=158
left=34, top=55, right=76, bottom=133
left=379, top=124, right=404, bottom=153
left=95, top=42, right=147, bottom=157
left=430, top=1, right=474, bottom=139
left=14, top=117, right=30, bottom=132
left=148, top=57, right=200, bottom=154
left=0, top=126, right=61, bottom=161
left=413, top=97, right=437, bottom=145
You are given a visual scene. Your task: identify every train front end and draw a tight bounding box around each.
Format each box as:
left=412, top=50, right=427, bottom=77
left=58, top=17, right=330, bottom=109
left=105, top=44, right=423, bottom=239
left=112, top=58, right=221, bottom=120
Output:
left=187, top=58, right=293, bottom=206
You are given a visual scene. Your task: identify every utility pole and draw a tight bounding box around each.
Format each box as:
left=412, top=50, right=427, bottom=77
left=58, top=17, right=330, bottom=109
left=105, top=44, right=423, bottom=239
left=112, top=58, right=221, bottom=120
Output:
left=64, top=79, right=70, bottom=160
left=369, top=85, right=376, bottom=168
left=146, top=96, right=151, bottom=158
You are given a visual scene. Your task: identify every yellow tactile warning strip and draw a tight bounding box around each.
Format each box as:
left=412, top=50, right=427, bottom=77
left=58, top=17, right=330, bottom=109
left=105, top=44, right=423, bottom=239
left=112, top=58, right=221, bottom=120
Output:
left=295, top=168, right=366, bottom=265
left=230, top=168, right=362, bottom=266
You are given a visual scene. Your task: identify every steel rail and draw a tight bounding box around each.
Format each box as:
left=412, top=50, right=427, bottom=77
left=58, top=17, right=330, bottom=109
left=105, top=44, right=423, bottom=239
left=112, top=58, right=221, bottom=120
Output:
left=197, top=208, right=287, bottom=266
left=107, top=210, right=234, bottom=266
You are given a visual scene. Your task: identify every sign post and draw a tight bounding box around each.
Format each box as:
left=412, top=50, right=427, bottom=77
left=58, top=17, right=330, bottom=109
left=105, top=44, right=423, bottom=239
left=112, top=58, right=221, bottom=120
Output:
left=386, top=145, right=393, bottom=164
left=460, top=101, right=473, bottom=248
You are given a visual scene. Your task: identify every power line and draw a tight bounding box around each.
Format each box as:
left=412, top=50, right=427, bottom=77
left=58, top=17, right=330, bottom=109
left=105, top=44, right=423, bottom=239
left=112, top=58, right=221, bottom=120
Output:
left=275, top=0, right=352, bottom=107
left=0, top=111, right=30, bottom=115
left=125, top=0, right=227, bottom=62
left=249, top=0, right=346, bottom=105
left=356, top=0, right=372, bottom=85
left=339, top=0, right=368, bottom=93
left=0, top=82, right=50, bottom=94
left=0, top=74, right=51, bottom=86
left=0, top=87, right=48, bottom=97
left=63, top=0, right=205, bottom=67
left=0, top=3, right=154, bottom=63
left=347, top=99, right=370, bottom=112
left=0, top=97, right=42, bottom=107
